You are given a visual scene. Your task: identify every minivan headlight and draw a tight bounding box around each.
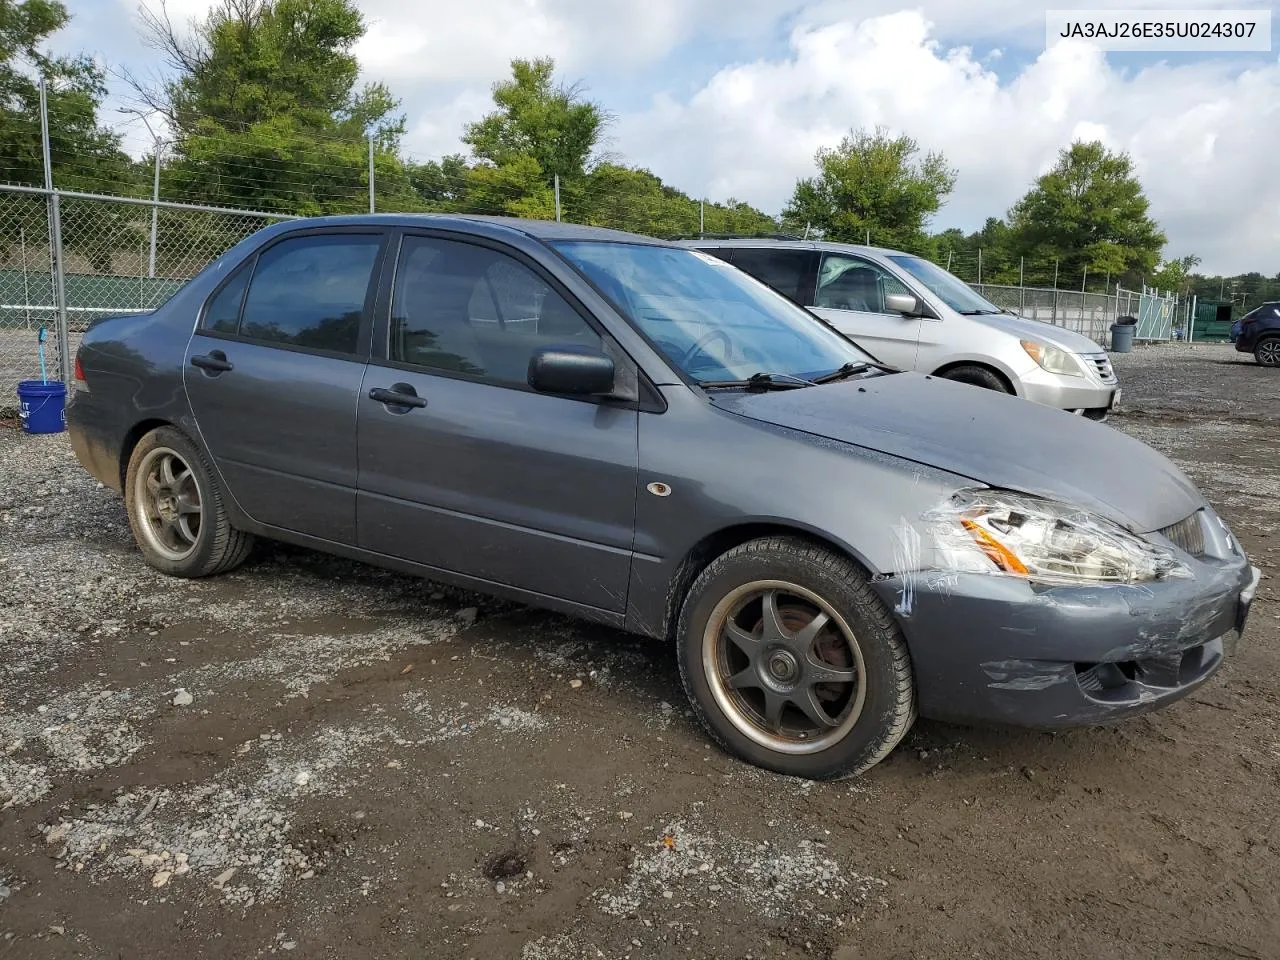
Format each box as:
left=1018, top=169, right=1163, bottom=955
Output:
left=928, top=489, right=1190, bottom=584
left=1020, top=340, right=1084, bottom=377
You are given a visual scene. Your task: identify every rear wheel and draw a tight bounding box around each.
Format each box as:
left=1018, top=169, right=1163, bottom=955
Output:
left=1256, top=337, right=1280, bottom=367
left=939, top=364, right=1010, bottom=392
left=676, top=537, right=915, bottom=780
left=124, top=426, right=254, bottom=577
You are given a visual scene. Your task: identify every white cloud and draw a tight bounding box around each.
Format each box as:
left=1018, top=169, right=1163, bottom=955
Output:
left=50, top=0, right=1280, bottom=272
left=614, top=9, right=1280, bottom=274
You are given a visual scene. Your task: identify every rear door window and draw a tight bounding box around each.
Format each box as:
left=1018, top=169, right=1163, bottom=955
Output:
left=235, top=233, right=383, bottom=354
left=725, top=248, right=817, bottom=306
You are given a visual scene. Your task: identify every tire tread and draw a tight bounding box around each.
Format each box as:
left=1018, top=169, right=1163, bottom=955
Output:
left=677, top=535, right=915, bottom=780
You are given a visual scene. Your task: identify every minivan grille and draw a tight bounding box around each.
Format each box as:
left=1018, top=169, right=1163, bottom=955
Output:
left=1083, top=353, right=1117, bottom=383
left=1159, top=513, right=1205, bottom=557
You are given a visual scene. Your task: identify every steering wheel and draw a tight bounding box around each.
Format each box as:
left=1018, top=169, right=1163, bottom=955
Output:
left=680, top=329, right=733, bottom=371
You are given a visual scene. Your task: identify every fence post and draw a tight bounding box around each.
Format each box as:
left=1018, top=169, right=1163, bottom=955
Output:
left=39, top=77, right=72, bottom=384
left=977, top=247, right=982, bottom=286
left=1081, top=266, right=1087, bottom=293
left=1051, top=259, right=1059, bottom=325
left=699, top=199, right=704, bottom=238
left=20, top=228, right=31, bottom=330
left=945, top=250, right=952, bottom=272
left=368, top=136, right=375, bottom=214
left=1188, top=294, right=1196, bottom=343
left=554, top=174, right=562, bottom=222
left=1018, top=257, right=1025, bottom=315
left=148, top=139, right=160, bottom=278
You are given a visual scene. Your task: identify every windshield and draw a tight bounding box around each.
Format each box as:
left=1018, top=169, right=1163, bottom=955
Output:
left=550, top=242, right=874, bottom=383
left=887, top=254, right=1002, bottom=315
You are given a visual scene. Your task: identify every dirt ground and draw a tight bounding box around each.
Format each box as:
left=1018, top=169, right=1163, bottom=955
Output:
left=1, top=342, right=1277, bottom=960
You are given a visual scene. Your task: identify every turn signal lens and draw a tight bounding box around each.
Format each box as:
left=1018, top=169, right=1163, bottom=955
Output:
left=961, top=518, right=1030, bottom=574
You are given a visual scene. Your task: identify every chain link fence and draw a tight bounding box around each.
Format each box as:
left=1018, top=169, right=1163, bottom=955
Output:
left=971, top=283, right=1178, bottom=345
left=1, top=191, right=62, bottom=400
left=3, top=181, right=1186, bottom=411
left=1, top=184, right=288, bottom=407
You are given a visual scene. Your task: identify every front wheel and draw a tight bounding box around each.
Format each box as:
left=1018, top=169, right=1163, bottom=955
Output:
left=940, top=364, right=1010, bottom=392
left=676, top=537, right=915, bottom=779
left=1256, top=337, right=1280, bottom=367
left=124, top=426, right=254, bottom=577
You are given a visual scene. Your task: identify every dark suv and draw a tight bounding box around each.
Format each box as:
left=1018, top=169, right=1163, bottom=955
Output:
left=1232, top=302, right=1280, bottom=366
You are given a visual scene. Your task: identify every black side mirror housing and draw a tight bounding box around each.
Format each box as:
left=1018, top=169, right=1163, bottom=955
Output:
left=528, top=346, right=617, bottom=396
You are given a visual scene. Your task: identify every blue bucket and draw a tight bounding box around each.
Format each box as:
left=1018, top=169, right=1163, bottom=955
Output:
left=17, top=380, right=67, bottom=434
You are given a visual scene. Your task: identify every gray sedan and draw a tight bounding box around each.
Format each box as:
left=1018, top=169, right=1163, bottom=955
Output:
left=66, top=215, right=1260, bottom=779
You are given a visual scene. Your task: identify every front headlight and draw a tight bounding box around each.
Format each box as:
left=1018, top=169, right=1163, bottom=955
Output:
left=928, top=489, right=1190, bottom=584
left=1020, top=339, right=1084, bottom=377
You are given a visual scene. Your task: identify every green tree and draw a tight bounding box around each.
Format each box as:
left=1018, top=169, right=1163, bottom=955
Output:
left=1151, top=253, right=1201, bottom=296
left=783, top=127, right=956, bottom=253
left=1006, top=141, right=1166, bottom=285
left=136, top=0, right=411, bottom=215
left=0, top=0, right=145, bottom=270
left=463, top=57, right=607, bottom=183
left=0, top=0, right=138, bottom=191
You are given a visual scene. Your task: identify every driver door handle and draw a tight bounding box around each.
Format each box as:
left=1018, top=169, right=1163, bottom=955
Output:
left=369, top=386, right=427, bottom=409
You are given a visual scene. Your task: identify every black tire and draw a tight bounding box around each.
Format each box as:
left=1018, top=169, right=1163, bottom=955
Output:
left=940, top=364, right=1010, bottom=392
left=1255, top=337, right=1280, bottom=368
left=676, top=537, right=915, bottom=780
left=123, top=426, right=254, bottom=577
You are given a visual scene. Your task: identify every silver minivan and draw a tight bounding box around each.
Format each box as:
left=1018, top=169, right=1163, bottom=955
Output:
left=682, top=239, right=1121, bottom=418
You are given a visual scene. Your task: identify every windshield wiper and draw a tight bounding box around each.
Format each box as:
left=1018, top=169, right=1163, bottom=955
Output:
left=697, top=371, right=815, bottom=391
left=812, top=359, right=902, bottom=382
left=958, top=308, right=1002, bottom=316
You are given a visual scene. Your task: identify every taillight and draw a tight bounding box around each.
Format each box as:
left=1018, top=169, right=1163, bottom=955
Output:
left=74, top=355, right=86, bottom=383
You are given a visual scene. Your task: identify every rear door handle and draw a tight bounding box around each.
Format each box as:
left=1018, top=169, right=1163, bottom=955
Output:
left=369, top=385, right=427, bottom=409
left=191, top=352, right=233, bottom=373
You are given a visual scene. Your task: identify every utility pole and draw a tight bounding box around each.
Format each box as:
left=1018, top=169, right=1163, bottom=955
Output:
left=946, top=250, right=952, bottom=272
left=699, top=199, right=704, bottom=238
left=147, top=141, right=161, bottom=278
left=554, top=174, right=561, bottom=222
left=368, top=136, right=375, bottom=213
left=118, top=107, right=163, bottom=277
left=1081, top=266, right=1088, bottom=293
left=41, top=76, right=71, bottom=383
left=977, top=248, right=982, bottom=286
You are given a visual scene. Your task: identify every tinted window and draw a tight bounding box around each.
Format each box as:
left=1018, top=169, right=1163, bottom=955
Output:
left=552, top=242, right=873, bottom=383
left=815, top=254, right=911, bottom=313
left=239, top=234, right=381, bottom=353
left=391, top=236, right=600, bottom=385
left=204, top=264, right=250, bottom=334
left=727, top=248, right=815, bottom=305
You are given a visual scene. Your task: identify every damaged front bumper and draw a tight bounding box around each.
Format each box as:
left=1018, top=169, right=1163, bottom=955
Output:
left=871, top=560, right=1261, bottom=727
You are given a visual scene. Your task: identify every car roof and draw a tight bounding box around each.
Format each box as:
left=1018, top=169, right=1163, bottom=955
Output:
left=676, top=237, right=913, bottom=258
left=271, top=213, right=671, bottom=246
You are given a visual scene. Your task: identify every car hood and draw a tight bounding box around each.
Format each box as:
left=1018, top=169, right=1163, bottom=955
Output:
left=710, top=373, right=1203, bottom=533
left=969, top=311, right=1104, bottom=355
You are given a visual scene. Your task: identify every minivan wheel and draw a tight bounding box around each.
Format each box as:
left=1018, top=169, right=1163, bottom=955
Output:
left=1256, top=337, right=1280, bottom=367
left=939, top=364, right=1009, bottom=392
left=124, top=426, right=254, bottom=578
left=676, top=537, right=915, bottom=779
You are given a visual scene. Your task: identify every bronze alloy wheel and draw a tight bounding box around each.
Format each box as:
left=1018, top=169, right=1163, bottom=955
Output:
left=702, top=579, right=867, bottom=755
left=132, top=445, right=203, bottom=562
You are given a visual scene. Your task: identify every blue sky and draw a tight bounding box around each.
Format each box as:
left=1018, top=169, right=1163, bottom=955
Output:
left=50, top=0, right=1280, bottom=273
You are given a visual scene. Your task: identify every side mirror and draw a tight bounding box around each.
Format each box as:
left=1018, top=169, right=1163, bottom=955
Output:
left=885, top=292, right=923, bottom=317
left=528, top=346, right=616, bottom=396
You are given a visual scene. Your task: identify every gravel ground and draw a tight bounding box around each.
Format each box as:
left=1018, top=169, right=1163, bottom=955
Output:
left=1, top=341, right=1277, bottom=959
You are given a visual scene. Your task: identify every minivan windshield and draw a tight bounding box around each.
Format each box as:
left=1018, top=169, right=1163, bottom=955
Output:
left=551, top=242, right=874, bottom=383
left=887, top=254, right=1004, bottom=315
